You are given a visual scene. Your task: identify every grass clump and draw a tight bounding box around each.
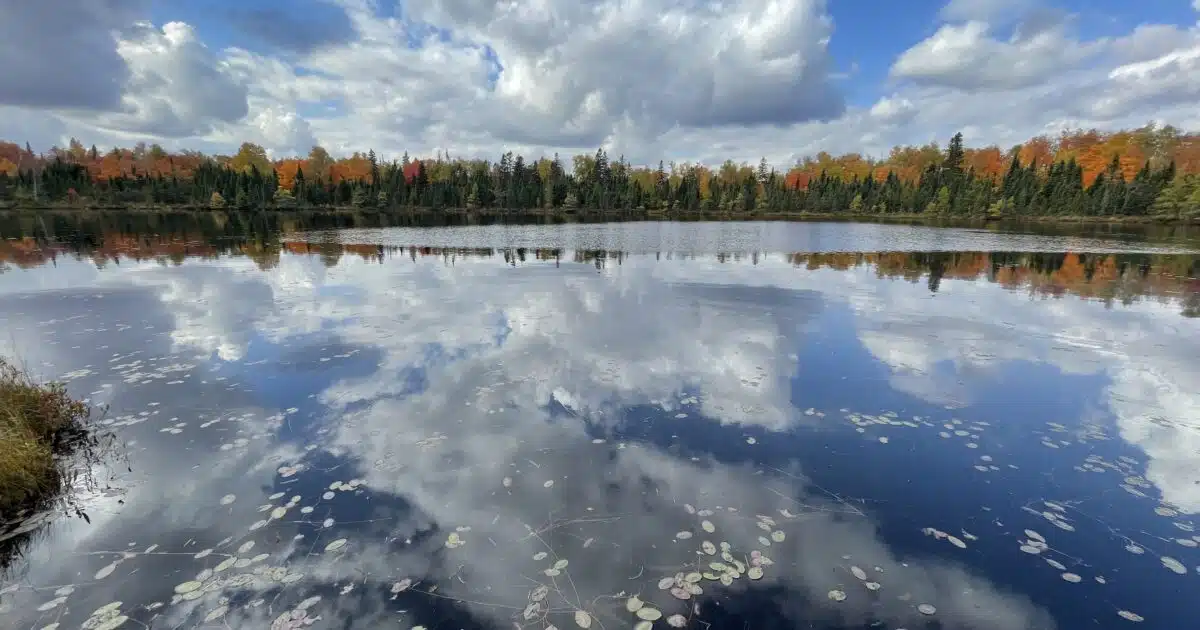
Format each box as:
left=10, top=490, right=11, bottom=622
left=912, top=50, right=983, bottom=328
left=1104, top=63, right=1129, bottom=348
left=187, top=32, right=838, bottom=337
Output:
left=0, top=359, right=90, bottom=515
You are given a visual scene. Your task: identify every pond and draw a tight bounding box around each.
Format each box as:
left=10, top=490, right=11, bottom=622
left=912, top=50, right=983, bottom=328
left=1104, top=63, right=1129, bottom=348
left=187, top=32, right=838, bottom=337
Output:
left=1, top=219, right=1199, bottom=629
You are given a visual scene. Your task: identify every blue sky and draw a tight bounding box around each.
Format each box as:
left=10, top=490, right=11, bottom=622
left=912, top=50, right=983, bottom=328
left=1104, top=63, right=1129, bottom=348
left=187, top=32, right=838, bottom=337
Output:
left=2, top=0, right=1199, bottom=165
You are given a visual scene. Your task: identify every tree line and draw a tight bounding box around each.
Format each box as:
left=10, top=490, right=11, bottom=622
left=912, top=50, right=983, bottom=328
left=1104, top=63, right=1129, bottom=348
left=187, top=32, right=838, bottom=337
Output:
left=0, top=126, right=1198, bottom=219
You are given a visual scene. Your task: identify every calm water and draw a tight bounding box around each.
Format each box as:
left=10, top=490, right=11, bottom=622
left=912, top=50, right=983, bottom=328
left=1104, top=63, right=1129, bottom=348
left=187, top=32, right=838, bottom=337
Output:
left=1, top=220, right=1199, bottom=630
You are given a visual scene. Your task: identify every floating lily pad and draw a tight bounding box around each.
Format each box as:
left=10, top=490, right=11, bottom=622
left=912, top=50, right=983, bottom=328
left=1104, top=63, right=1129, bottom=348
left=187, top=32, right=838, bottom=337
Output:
left=636, top=607, right=662, bottom=621
left=850, top=566, right=867, bottom=580
left=220, top=495, right=236, bottom=506
left=676, top=531, right=693, bottom=540
left=701, top=520, right=715, bottom=533
left=204, top=605, right=229, bottom=622
left=1161, top=557, right=1187, bottom=574
left=626, top=595, right=644, bottom=612
left=658, top=576, right=675, bottom=590
left=1117, top=610, right=1144, bottom=622
left=1061, top=573, right=1082, bottom=583
left=770, top=530, right=785, bottom=543
left=554, top=558, right=569, bottom=570
left=533, top=552, right=548, bottom=561
left=701, top=541, right=716, bottom=555
left=635, top=622, right=653, bottom=630
left=828, top=589, right=846, bottom=602
left=94, top=562, right=119, bottom=580
left=36, top=597, right=67, bottom=611
left=918, top=603, right=937, bottom=615
left=574, top=610, right=592, bottom=628
left=324, top=538, right=348, bottom=553
left=666, top=613, right=687, bottom=628
left=747, top=567, right=764, bottom=580
left=174, top=581, right=203, bottom=594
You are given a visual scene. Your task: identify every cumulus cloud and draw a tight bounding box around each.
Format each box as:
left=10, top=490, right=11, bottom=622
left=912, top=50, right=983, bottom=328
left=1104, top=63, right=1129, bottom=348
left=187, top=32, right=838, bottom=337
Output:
left=2, top=0, right=1200, bottom=166
left=0, top=0, right=144, bottom=110
left=90, top=21, right=249, bottom=137
left=889, top=18, right=1103, bottom=91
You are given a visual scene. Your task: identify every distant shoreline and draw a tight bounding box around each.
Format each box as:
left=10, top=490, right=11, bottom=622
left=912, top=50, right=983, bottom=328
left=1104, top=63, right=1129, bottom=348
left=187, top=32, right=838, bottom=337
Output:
left=3, top=205, right=1197, bottom=226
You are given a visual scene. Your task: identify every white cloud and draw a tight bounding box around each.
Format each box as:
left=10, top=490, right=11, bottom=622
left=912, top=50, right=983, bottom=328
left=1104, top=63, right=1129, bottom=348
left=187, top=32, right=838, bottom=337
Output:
left=1, top=0, right=1199, bottom=165
left=938, top=0, right=1035, bottom=23
left=94, top=21, right=249, bottom=137
left=890, top=19, right=1104, bottom=91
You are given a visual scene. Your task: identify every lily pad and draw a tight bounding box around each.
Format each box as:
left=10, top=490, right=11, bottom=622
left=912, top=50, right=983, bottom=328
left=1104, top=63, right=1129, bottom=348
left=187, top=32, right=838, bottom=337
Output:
left=666, top=614, right=687, bottom=628
left=1161, top=556, right=1187, bottom=574
left=636, top=607, right=663, bottom=621
left=918, top=603, right=937, bottom=615
left=747, top=566, right=764, bottom=580
left=174, top=581, right=203, bottom=594
left=626, top=595, right=644, bottom=612
left=574, top=610, right=592, bottom=628
left=828, top=589, right=846, bottom=602
left=324, top=538, right=348, bottom=553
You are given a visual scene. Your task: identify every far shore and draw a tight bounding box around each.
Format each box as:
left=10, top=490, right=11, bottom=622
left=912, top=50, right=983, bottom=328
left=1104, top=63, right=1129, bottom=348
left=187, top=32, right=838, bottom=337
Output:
left=2, top=205, right=1198, bottom=226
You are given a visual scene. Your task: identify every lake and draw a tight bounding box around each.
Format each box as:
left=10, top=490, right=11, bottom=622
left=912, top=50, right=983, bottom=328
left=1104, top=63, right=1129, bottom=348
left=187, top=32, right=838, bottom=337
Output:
left=1, top=218, right=1199, bottom=630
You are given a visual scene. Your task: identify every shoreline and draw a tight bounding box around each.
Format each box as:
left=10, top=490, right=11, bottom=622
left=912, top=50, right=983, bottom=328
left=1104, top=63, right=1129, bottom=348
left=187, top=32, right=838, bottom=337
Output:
left=2, top=205, right=1197, bottom=226
left=0, top=360, right=93, bottom=517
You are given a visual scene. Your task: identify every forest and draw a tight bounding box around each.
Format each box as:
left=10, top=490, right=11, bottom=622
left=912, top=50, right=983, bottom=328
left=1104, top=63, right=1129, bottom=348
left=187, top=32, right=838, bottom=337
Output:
left=1, top=124, right=1198, bottom=219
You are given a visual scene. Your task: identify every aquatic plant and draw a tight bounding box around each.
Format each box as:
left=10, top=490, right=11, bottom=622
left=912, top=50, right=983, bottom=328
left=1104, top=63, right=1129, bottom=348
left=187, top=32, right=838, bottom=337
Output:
left=0, top=359, right=92, bottom=514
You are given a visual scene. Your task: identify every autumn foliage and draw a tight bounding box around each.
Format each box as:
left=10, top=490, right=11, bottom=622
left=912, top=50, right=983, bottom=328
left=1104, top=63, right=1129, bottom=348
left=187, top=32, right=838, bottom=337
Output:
left=2, top=124, right=1197, bottom=193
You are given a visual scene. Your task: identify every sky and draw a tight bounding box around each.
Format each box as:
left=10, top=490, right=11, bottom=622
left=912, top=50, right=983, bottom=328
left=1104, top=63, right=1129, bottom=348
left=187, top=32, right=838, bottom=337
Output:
left=0, top=0, right=1198, bottom=167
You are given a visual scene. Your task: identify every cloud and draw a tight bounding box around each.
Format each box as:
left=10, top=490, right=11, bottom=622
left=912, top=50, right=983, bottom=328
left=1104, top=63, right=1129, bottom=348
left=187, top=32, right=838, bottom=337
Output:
left=938, top=0, right=1035, bottom=23
left=1093, top=44, right=1200, bottom=119
left=2, top=0, right=1200, bottom=167
left=889, top=18, right=1104, bottom=91
left=226, top=4, right=357, bottom=55
left=87, top=21, right=250, bottom=138
left=0, top=0, right=144, bottom=110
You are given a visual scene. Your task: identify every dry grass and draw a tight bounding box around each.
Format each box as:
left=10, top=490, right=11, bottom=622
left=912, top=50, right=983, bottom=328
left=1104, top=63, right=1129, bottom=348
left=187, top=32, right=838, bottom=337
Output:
left=0, top=359, right=90, bottom=514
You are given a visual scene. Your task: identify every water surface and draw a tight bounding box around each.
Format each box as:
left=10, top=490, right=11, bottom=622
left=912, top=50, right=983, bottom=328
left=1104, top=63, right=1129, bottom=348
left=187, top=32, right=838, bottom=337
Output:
left=1, top=221, right=1198, bottom=630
